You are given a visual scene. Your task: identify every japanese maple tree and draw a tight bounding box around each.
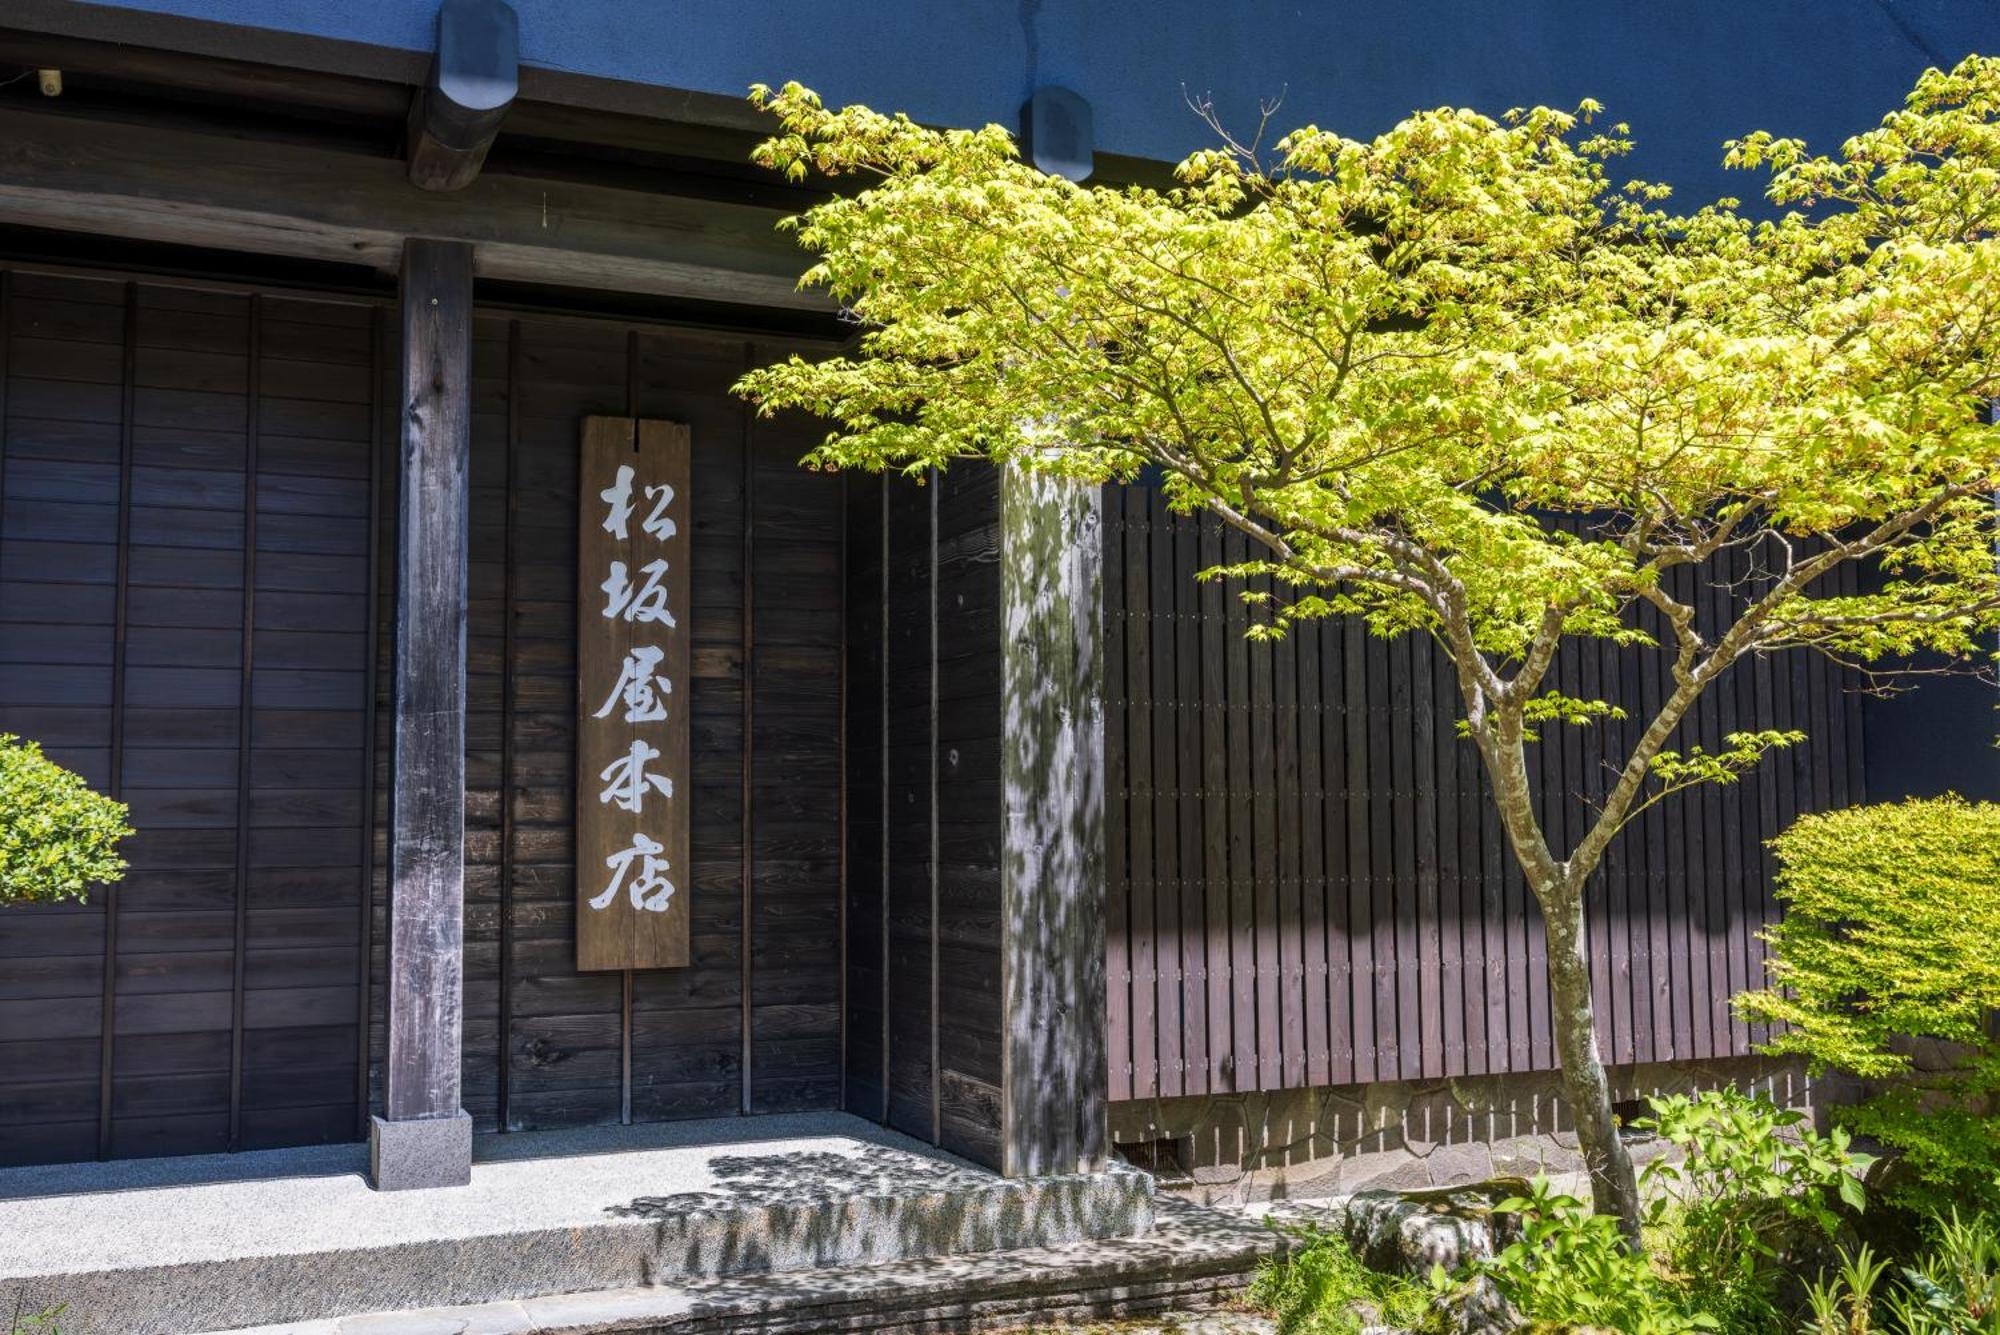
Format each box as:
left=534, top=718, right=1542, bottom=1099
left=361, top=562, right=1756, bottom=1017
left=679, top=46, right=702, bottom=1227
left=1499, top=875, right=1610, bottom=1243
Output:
left=735, top=59, right=2000, bottom=1243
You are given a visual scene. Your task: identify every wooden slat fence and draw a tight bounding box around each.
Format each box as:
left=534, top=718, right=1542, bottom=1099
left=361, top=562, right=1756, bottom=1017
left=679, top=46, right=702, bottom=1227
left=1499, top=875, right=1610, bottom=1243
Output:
left=1103, top=481, right=1865, bottom=1103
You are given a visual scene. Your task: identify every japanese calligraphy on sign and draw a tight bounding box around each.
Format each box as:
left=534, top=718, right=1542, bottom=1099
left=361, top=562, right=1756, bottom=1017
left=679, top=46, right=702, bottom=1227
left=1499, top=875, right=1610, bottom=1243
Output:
left=576, top=417, right=691, bottom=970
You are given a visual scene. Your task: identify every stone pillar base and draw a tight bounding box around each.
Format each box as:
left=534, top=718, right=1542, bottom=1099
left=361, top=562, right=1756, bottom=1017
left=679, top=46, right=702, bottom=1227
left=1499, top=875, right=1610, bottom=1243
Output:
left=370, top=1111, right=473, bottom=1191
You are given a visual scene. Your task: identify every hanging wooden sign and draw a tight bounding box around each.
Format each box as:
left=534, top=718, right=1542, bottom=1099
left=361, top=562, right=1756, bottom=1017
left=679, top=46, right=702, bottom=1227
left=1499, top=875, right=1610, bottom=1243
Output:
left=576, top=415, right=692, bottom=971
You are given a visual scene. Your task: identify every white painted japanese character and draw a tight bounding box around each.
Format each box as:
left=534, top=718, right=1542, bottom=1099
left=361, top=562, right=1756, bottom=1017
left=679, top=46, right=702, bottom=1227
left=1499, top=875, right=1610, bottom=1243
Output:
left=642, top=483, right=677, bottom=541
left=599, top=559, right=677, bottom=627
left=593, top=645, right=674, bottom=724
left=597, top=738, right=674, bottom=812
left=599, top=464, right=638, bottom=541
left=590, top=832, right=675, bottom=913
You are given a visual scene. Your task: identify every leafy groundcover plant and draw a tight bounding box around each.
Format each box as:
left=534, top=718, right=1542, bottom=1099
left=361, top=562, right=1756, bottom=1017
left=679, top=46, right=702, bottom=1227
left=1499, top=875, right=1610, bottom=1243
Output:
left=1257, top=1088, right=1990, bottom=1332
left=1253, top=1228, right=1448, bottom=1335
left=0, top=733, right=129, bottom=906
left=1740, top=797, right=2000, bottom=1214
left=1482, top=1176, right=1709, bottom=1334
left=1637, top=1089, right=1871, bottom=1333
left=6, top=1296, right=64, bottom=1335
left=1803, top=1210, right=2000, bottom=1334
left=1472, top=1089, right=1869, bottom=1333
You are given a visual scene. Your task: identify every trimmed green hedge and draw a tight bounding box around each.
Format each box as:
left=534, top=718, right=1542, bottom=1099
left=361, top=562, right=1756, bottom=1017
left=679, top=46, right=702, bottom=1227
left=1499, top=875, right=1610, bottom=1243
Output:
left=0, top=733, right=131, bottom=906
left=1740, top=795, right=2000, bottom=1210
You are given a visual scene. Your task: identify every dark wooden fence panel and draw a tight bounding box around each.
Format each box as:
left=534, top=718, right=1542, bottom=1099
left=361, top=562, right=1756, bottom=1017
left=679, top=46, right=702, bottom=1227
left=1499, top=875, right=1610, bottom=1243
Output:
left=630, top=327, right=760, bottom=1123
left=1104, top=481, right=1865, bottom=1101
left=0, top=268, right=377, bottom=1165
left=458, top=313, right=628, bottom=1132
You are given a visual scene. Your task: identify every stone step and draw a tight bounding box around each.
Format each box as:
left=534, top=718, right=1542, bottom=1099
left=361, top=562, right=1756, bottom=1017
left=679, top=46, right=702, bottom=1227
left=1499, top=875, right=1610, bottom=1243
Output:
left=209, top=1199, right=1283, bottom=1335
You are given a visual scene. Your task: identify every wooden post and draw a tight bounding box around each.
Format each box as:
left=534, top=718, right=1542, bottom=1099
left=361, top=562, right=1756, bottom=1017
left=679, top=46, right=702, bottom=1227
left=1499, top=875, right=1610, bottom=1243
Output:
left=999, top=466, right=1109, bottom=1176
left=371, top=237, right=474, bottom=1190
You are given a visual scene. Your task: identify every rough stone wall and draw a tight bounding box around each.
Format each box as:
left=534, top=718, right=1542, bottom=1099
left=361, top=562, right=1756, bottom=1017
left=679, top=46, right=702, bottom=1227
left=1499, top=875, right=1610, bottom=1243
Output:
left=1111, top=1057, right=1840, bottom=1204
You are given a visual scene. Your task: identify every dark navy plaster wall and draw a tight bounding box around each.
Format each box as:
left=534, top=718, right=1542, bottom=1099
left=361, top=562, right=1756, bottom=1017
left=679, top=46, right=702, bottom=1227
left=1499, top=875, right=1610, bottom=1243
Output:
left=74, top=0, right=1999, bottom=203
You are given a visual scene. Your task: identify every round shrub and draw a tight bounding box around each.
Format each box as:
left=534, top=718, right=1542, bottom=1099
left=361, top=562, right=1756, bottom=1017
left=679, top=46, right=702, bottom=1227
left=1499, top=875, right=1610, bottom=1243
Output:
left=1740, top=795, right=2000, bottom=1211
left=0, top=733, right=131, bottom=906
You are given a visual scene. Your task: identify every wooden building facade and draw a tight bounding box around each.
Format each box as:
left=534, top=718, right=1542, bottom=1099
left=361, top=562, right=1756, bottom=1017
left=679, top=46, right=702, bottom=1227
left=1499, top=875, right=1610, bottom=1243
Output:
left=0, top=216, right=1105, bottom=1182
left=0, top=265, right=861, bottom=1161
left=0, top=4, right=1984, bottom=1186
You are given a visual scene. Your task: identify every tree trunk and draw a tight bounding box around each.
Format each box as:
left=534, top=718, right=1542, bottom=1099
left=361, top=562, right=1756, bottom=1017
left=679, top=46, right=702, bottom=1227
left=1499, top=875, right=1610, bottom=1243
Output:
left=1539, top=878, right=1643, bottom=1246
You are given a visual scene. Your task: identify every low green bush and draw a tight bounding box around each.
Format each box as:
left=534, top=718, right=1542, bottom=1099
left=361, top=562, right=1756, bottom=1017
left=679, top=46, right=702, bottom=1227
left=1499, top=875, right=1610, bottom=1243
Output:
left=1803, top=1209, right=2000, bottom=1333
left=1252, top=1226, right=1447, bottom=1335
left=1475, top=1090, right=1871, bottom=1333
left=1481, top=1175, right=1716, bottom=1334
left=0, top=734, right=130, bottom=907
left=1739, top=796, right=2000, bottom=1213
left=1260, top=1087, right=1981, bottom=1332
left=1637, top=1087, right=1872, bottom=1333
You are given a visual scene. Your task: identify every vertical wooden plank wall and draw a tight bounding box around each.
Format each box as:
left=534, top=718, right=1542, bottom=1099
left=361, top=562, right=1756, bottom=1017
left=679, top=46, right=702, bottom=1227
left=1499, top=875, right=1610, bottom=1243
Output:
left=2, top=275, right=1881, bottom=1163
left=745, top=401, right=845, bottom=1115
left=370, top=311, right=847, bottom=1134
left=1102, top=481, right=1866, bottom=1101
left=0, top=269, right=376, bottom=1164
left=841, top=466, right=1007, bottom=1167
left=935, top=466, right=1004, bottom=1165
left=881, top=473, right=936, bottom=1139
left=842, top=476, right=887, bottom=1120
left=633, top=328, right=763, bottom=1122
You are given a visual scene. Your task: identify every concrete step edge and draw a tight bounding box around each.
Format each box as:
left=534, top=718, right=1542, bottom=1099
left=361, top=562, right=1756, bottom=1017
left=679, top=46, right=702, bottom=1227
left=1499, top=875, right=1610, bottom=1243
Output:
left=206, top=1200, right=1281, bottom=1335
left=12, top=1165, right=1157, bottom=1335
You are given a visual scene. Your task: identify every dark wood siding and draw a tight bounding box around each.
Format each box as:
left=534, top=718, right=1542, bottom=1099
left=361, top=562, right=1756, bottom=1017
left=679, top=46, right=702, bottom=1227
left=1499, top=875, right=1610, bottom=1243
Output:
left=3, top=273, right=853, bottom=1168
left=842, top=476, right=887, bottom=1120
left=365, top=311, right=848, bottom=1135
left=746, top=401, right=846, bottom=1115
left=1102, top=481, right=1867, bottom=1102
left=843, top=467, right=1005, bottom=1167
left=933, top=466, right=1002, bottom=1167
left=881, top=472, right=935, bottom=1140
left=0, top=268, right=378, bottom=1164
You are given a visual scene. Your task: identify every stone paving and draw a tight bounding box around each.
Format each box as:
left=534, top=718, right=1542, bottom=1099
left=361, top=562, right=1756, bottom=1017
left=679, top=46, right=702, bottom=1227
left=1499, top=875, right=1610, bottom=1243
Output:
left=204, top=1197, right=1278, bottom=1334
left=1013, top=1310, right=1279, bottom=1334
left=0, top=1113, right=1154, bottom=1335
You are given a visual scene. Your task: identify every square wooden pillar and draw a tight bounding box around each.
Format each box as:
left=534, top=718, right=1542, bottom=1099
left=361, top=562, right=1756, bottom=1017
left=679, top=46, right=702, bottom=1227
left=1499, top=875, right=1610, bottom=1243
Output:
left=998, top=466, right=1109, bottom=1176
left=371, top=238, right=475, bottom=1190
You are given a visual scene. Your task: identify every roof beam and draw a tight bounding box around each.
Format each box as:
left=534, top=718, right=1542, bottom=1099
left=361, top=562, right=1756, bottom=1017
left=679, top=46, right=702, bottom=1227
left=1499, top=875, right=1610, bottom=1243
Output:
left=0, top=104, right=821, bottom=309
left=406, top=0, right=518, bottom=192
